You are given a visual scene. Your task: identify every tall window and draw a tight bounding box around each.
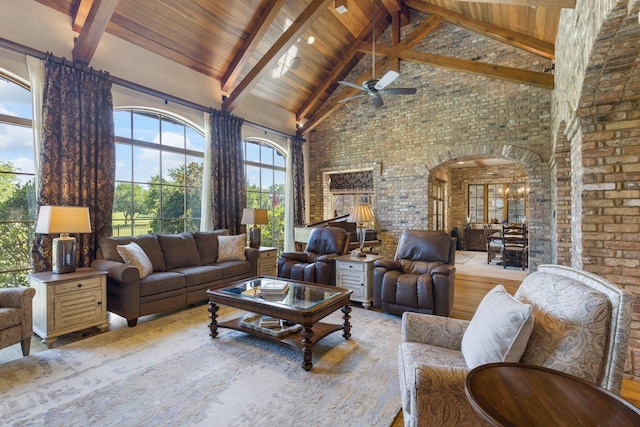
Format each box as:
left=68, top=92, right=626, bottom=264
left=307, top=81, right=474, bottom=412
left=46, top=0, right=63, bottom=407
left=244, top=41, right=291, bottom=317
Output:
left=0, top=74, right=36, bottom=287
left=432, top=179, right=445, bottom=230
left=468, top=182, right=527, bottom=223
left=243, top=139, right=286, bottom=252
left=113, top=109, right=204, bottom=236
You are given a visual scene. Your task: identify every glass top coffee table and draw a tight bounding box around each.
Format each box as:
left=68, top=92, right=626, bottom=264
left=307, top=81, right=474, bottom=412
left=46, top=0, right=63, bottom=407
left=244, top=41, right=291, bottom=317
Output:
left=206, top=277, right=352, bottom=371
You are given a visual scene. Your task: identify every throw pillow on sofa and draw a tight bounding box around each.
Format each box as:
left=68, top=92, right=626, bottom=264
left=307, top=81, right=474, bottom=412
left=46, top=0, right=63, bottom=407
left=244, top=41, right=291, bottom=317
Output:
left=117, top=242, right=153, bottom=279
left=217, top=234, right=247, bottom=262
left=461, top=284, right=534, bottom=369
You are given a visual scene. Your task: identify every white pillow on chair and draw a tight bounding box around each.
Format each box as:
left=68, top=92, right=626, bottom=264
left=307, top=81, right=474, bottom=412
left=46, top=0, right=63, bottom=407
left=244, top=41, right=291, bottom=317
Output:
left=461, top=284, right=534, bottom=369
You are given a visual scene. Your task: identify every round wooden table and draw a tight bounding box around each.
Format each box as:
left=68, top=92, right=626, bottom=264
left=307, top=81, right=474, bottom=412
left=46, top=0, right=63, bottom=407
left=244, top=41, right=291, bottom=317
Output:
left=465, top=363, right=640, bottom=427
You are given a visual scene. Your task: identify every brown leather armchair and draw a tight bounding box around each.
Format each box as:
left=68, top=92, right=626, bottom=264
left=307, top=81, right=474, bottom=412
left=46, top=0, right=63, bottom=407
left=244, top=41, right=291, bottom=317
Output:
left=0, top=286, right=36, bottom=356
left=278, top=227, right=350, bottom=285
left=373, top=230, right=456, bottom=316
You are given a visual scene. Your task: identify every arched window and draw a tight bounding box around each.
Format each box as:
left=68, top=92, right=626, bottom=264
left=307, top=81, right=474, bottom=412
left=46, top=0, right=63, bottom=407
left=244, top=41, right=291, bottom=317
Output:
left=243, top=138, right=286, bottom=252
left=0, top=72, right=36, bottom=287
left=113, top=109, right=204, bottom=236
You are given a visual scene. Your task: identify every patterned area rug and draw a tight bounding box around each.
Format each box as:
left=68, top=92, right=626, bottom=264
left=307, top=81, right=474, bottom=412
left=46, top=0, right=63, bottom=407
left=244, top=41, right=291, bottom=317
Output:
left=0, top=304, right=402, bottom=426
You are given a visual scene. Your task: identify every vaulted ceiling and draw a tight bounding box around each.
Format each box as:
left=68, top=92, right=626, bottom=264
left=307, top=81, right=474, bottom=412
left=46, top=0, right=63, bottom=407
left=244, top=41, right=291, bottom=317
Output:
left=34, top=0, right=573, bottom=136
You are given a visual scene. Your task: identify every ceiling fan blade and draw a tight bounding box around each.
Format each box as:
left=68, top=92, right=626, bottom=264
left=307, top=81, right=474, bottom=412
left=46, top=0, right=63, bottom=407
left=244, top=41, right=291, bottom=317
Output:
left=382, top=88, right=417, bottom=95
left=337, top=80, right=365, bottom=91
left=338, top=93, right=367, bottom=103
left=371, top=94, right=384, bottom=108
left=374, top=70, right=399, bottom=90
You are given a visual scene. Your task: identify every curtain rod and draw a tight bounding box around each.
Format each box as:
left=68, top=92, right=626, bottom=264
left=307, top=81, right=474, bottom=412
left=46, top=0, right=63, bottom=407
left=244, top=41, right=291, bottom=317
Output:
left=0, top=37, right=296, bottom=140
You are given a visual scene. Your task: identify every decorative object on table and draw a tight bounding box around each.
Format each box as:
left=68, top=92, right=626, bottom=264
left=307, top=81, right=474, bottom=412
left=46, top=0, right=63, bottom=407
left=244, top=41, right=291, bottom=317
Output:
left=465, top=215, right=471, bottom=229
left=348, top=203, right=375, bottom=257
left=241, top=208, right=268, bottom=248
left=35, top=206, right=92, bottom=274
left=258, top=281, right=289, bottom=296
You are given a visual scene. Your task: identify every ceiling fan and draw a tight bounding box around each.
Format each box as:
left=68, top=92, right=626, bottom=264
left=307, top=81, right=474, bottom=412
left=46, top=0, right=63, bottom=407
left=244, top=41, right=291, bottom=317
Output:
left=337, top=70, right=416, bottom=108
left=336, top=1, right=417, bottom=108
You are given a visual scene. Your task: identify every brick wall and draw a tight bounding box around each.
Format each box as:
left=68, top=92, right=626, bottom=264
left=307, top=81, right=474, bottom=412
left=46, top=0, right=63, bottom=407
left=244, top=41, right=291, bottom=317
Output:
left=552, top=0, right=640, bottom=380
left=308, top=11, right=552, bottom=266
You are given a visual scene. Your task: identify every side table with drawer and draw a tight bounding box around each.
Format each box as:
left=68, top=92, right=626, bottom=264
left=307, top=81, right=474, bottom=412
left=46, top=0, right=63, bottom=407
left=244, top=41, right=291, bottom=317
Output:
left=257, top=246, right=278, bottom=276
left=29, top=267, right=109, bottom=348
left=335, top=254, right=382, bottom=309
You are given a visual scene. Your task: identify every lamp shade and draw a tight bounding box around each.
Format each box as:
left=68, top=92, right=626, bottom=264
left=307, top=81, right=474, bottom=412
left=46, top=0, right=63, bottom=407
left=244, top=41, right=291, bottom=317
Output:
left=348, top=204, right=374, bottom=223
left=36, top=206, right=92, bottom=234
left=241, top=208, right=268, bottom=225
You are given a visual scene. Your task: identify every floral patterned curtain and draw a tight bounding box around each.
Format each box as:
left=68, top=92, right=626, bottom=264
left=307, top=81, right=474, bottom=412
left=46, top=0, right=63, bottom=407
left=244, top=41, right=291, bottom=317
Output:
left=32, top=55, right=115, bottom=272
left=291, top=136, right=306, bottom=226
left=210, top=109, right=245, bottom=234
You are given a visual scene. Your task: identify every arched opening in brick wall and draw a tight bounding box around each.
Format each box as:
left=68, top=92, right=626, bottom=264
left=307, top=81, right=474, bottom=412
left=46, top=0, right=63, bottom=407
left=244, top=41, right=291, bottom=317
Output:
left=425, top=143, right=548, bottom=270
left=552, top=121, right=572, bottom=266
left=573, top=2, right=640, bottom=378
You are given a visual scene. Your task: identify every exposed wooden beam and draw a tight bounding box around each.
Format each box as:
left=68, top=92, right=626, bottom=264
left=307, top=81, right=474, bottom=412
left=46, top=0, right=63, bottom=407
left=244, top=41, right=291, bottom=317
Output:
left=296, top=8, right=389, bottom=121
left=298, top=16, right=442, bottom=135
left=72, top=0, right=94, bottom=32
left=221, top=0, right=285, bottom=93
left=390, top=11, right=401, bottom=71
left=404, top=0, right=555, bottom=59
left=450, top=0, right=576, bottom=7
left=72, top=0, right=119, bottom=65
left=222, top=0, right=334, bottom=112
left=379, top=0, right=410, bottom=25
left=399, top=50, right=554, bottom=89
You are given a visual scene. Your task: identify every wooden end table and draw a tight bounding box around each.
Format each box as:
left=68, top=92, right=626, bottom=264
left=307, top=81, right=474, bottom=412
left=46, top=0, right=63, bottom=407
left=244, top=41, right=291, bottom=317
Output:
left=465, top=362, right=640, bottom=427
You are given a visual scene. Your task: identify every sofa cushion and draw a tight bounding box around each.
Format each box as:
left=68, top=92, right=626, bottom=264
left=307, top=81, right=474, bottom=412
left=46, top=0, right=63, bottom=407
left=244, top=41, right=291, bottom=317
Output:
left=157, top=233, right=201, bottom=270
left=215, top=260, right=252, bottom=279
left=461, top=285, right=534, bottom=369
left=194, top=229, right=229, bottom=265
left=217, top=234, right=247, bottom=262
left=139, top=272, right=186, bottom=297
left=116, top=242, right=153, bottom=279
left=172, top=265, right=225, bottom=286
left=100, top=234, right=166, bottom=272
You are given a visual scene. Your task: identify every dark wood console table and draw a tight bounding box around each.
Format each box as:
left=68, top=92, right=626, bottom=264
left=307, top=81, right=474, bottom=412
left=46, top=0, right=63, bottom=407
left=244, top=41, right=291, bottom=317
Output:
left=465, top=362, right=640, bottom=426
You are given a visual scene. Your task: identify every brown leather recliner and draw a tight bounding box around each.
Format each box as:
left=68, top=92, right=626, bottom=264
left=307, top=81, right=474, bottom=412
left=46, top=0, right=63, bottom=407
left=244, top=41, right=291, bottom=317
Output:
left=373, top=230, right=456, bottom=316
left=278, top=227, right=350, bottom=285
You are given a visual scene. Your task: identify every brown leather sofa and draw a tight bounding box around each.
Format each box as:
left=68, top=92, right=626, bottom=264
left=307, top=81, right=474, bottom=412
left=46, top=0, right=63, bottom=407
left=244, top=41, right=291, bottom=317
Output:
left=278, top=226, right=350, bottom=285
left=373, top=230, right=456, bottom=316
left=91, top=230, right=258, bottom=326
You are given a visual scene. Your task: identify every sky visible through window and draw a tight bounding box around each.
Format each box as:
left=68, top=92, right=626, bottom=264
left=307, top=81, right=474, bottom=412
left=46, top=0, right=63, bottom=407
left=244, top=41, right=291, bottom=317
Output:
left=0, top=78, right=34, bottom=184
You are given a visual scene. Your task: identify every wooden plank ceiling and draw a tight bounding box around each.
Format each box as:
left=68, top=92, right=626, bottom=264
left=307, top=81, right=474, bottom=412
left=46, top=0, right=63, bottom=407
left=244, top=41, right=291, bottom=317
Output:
left=34, top=0, right=571, bottom=136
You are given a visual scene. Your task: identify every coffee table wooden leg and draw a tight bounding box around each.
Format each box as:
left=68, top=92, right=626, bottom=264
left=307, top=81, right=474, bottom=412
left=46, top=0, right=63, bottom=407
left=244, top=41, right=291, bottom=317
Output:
left=208, top=301, right=219, bottom=338
left=301, top=325, right=314, bottom=371
left=342, top=304, right=352, bottom=340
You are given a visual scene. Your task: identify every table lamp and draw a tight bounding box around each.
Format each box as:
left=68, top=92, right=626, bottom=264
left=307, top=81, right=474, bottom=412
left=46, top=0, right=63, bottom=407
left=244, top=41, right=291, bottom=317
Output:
left=35, top=206, right=92, bottom=274
left=348, top=203, right=375, bottom=257
left=241, top=208, right=268, bottom=248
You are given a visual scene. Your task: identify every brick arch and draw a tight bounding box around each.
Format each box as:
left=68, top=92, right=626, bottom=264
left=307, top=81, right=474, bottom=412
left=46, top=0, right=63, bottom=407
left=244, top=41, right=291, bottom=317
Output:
left=427, top=143, right=550, bottom=270
left=575, top=2, right=640, bottom=275
left=572, top=1, right=640, bottom=378
left=424, top=143, right=543, bottom=170
left=552, top=121, right=572, bottom=266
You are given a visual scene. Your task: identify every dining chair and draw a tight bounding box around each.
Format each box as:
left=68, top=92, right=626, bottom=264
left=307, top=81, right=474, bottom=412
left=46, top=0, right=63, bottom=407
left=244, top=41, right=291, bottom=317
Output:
left=483, top=225, right=502, bottom=264
left=501, top=224, right=527, bottom=270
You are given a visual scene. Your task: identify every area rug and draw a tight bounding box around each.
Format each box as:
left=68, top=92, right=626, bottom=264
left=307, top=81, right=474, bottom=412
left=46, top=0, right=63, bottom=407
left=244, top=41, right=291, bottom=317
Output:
left=456, top=252, right=475, bottom=265
left=0, top=304, right=402, bottom=426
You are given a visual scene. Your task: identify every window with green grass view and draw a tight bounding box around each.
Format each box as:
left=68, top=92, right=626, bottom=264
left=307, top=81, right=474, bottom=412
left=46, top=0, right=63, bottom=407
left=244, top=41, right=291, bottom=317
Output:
left=243, top=139, right=285, bottom=253
left=0, top=73, right=36, bottom=288
left=113, top=109, right=204, bottom=236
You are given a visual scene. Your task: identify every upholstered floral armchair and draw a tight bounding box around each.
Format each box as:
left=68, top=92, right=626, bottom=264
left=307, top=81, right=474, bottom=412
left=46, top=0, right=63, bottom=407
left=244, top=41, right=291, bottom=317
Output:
left=0, top=286, right=36, bottom=356
left=398, top=265, right=633, bottom=427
